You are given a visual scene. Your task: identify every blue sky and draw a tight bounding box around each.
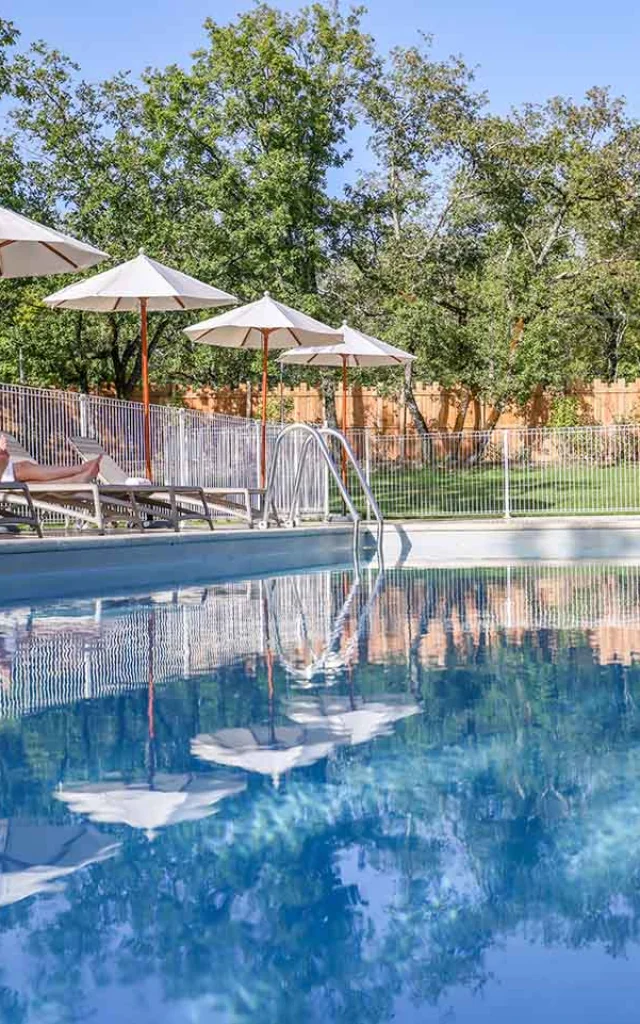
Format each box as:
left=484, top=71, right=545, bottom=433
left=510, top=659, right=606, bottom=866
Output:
left=7, top=0, right=638, bottom=117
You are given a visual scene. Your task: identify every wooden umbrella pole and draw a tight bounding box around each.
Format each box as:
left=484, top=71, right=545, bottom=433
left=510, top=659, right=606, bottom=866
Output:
left=140, top=297, right=152, bottom=480
left=341, top=355, right=348, bottom=485
left=260, top=329, right=271, bottom=489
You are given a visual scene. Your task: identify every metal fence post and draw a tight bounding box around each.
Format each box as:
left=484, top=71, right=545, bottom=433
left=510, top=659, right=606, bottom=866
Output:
left=503, top=428, right=511, bottom=519
left=178, top=408, right=188, bottom=486
left=364, top=429, right=372, bottom=521
left=79, top=393, right=89, bottom=438
left=255, top=418, right=262, bottom=490
left=321, top=418, right=329, bottom=520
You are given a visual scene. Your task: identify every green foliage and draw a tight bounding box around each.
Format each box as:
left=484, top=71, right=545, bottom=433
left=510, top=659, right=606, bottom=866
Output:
left=547, top=395, right=590, bottom=429
left=3, top=7, right=640, bottom=421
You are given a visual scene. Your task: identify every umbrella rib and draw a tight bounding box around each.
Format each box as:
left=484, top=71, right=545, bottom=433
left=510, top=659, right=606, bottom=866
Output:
left=288, top=329, right=303, bottom=347
left=112, top=297, right=122, bottom=312
left=174, top=296, right=186, bottom=309
left=40, top=241, right=79, bottom=269
left=0, top=240, right=14, bottom=249
left=239, top=327, right=252, bottom=348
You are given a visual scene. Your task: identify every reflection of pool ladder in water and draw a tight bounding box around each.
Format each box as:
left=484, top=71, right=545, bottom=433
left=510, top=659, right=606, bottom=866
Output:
left=261, top=423, right=384, bottom=557
left=267, top=567, right=385, bottom=684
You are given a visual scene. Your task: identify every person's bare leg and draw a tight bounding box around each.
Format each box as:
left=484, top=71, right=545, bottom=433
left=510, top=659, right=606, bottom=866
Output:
left=14, top=456, right=101, bottom=484
left=0, top=435, right=9, bottom=480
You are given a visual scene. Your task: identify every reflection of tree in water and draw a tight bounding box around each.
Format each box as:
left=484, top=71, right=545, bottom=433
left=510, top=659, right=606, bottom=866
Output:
left=2, top=568, right=640, bottom=1019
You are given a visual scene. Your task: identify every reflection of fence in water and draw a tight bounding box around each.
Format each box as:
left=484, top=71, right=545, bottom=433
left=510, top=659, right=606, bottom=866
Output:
left=0, top=584, right=265, bottom=720
left=4, top=564, right=640, bottom=721
left=0, top=574, right=342, bottom=721
left=365, top=565, right=640, bottom=668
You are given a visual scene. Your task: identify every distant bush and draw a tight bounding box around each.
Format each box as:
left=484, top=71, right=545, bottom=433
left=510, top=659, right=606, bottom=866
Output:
left=548, top=395, right=591, bottom=429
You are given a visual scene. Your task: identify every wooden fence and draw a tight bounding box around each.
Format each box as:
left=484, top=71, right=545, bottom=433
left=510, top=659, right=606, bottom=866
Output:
left=170, top=379, right=640, bottom=434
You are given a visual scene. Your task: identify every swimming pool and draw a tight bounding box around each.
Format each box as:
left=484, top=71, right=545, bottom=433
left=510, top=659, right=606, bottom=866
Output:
left=1, top=562, right=640, bottom=1023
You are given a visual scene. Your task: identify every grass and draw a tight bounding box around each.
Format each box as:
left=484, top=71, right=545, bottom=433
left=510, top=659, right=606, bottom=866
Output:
left=331, top=462, right=640, bottom=520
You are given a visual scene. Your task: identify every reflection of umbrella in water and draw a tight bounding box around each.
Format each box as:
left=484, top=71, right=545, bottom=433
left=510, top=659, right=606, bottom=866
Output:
left=191, top=725, right=338, bottom=788
left=54, top=772, right=247, bottom=841
left=0, top=818, right=120, bottom=906
left=286, top=694, right=421, bottom=747
left=55, top=612, right=247, bottom=839
left=192, top=579, right=340, bottom=787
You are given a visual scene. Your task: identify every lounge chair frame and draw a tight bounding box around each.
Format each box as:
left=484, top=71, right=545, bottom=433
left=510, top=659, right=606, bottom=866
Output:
left=0, top=482, right=43, bottom=537
left=69, top=436, right=264, bottom=527
left=1, top=434, right=214, bottom=534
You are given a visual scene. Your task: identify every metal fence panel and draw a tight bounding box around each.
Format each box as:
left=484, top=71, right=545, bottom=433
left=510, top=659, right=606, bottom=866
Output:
left=5, top=384, right=640, bottom=522
left=345, top=424, right=640, bottom=519
left=0, top=384, right=325, bottom=518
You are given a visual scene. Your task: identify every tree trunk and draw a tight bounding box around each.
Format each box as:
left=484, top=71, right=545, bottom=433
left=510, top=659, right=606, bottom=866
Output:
left=464, top=403, right=504, bottom=466
left=320, top=371, right=338, bottom=429
left=403, top=365, right=433, bottom=460
left=448, top=389, right=473, bottom=464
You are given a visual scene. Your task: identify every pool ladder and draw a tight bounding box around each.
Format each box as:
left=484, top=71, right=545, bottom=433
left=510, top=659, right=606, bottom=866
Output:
left=261, top=423, right=384, bottom=557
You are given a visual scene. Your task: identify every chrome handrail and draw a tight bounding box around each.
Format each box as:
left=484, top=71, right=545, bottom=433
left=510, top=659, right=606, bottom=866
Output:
left=318, top=426, right=384, bottom=554
left=261, top=423, right=384, bottom=556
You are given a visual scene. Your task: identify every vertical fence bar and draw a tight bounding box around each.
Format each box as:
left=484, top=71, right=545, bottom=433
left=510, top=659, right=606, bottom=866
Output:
left=255, top=418, right=262, bottom=491
left=364, top=429, right=372, bottom=521
left=503, top=428, right=511, bottom=519
left=178, top=408, right=188, bottom=487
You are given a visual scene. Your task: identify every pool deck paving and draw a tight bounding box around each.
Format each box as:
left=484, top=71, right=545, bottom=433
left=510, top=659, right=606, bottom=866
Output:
left=381, top=515, right=640, bottom=566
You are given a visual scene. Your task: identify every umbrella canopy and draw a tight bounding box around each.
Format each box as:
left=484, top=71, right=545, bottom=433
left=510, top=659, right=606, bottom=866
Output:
left=185, top=292, right=342, bottom=485
left=0, top=205, right=107, bottom=278
left=279, top=323, right=416, bottom=369
left=0, top=818, right=120, bottom=906
left=191, top=724, right=339, bottom=786
left=44, top=251, right=238, bottom=479
left=43, top=251, right=237, bottom=312
left=184, top=291, right=341, bottom=350
left=285, top=695, right=421, bottom=747
left=55, top=771, right=247, bottom=840
left=280, top=323, right=414, bottom=480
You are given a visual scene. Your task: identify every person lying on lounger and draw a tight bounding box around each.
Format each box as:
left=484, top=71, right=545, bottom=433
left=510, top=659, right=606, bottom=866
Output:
left=0, top=435, right=101, bottom=484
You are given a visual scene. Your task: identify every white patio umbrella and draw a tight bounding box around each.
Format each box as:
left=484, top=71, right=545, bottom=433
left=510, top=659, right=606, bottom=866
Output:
left=185, top=292, right=342, bottom=486
left=55, top=772, right=247, bottom=841
left=191, top=724, right=339, bottom=788
left=0, top=819, right=120, bottom=907
left=285, top=694, right=421, bottom=747
left=280, top=323, right=415, bottom=480
left=44, top=251, right=237, bottom=479
left=0, top=204, right=107, bottom=278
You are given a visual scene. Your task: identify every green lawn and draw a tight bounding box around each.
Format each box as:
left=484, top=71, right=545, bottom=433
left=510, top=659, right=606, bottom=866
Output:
left=331, top=462, right=640, bottom=520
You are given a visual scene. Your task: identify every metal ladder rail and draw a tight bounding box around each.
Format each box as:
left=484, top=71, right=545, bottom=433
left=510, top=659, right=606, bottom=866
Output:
left=261, top=423, right=384, bottom=556
left=287, top=426, right=383, bottom=553
left=318, top=426, right=384, bottom=555
left=261, top=424, right=362, bottom=557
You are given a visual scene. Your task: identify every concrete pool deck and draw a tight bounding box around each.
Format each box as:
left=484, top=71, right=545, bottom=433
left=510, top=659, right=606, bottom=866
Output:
left=378, top=516, right=640, bottom=566
left=4, top=515, right=640, bottom=603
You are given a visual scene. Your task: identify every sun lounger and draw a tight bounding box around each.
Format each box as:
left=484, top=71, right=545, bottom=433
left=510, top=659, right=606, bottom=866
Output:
left=69, top=436, right=264, bottom=527
left=0, top=481, right=43, bottom=537
left=1, top=433, right=213, bottom=534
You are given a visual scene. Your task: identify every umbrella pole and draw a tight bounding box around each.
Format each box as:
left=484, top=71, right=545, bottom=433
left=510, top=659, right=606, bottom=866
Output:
left=260, top=329, right=271, bottom=489
left=140, top=297, right=152, bottom=481
left=341, top=356, right=348, bottom=485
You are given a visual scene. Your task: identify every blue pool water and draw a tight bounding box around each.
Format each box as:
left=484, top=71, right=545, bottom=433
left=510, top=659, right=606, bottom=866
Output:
left=2, top=563, right=640, bottom=1022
